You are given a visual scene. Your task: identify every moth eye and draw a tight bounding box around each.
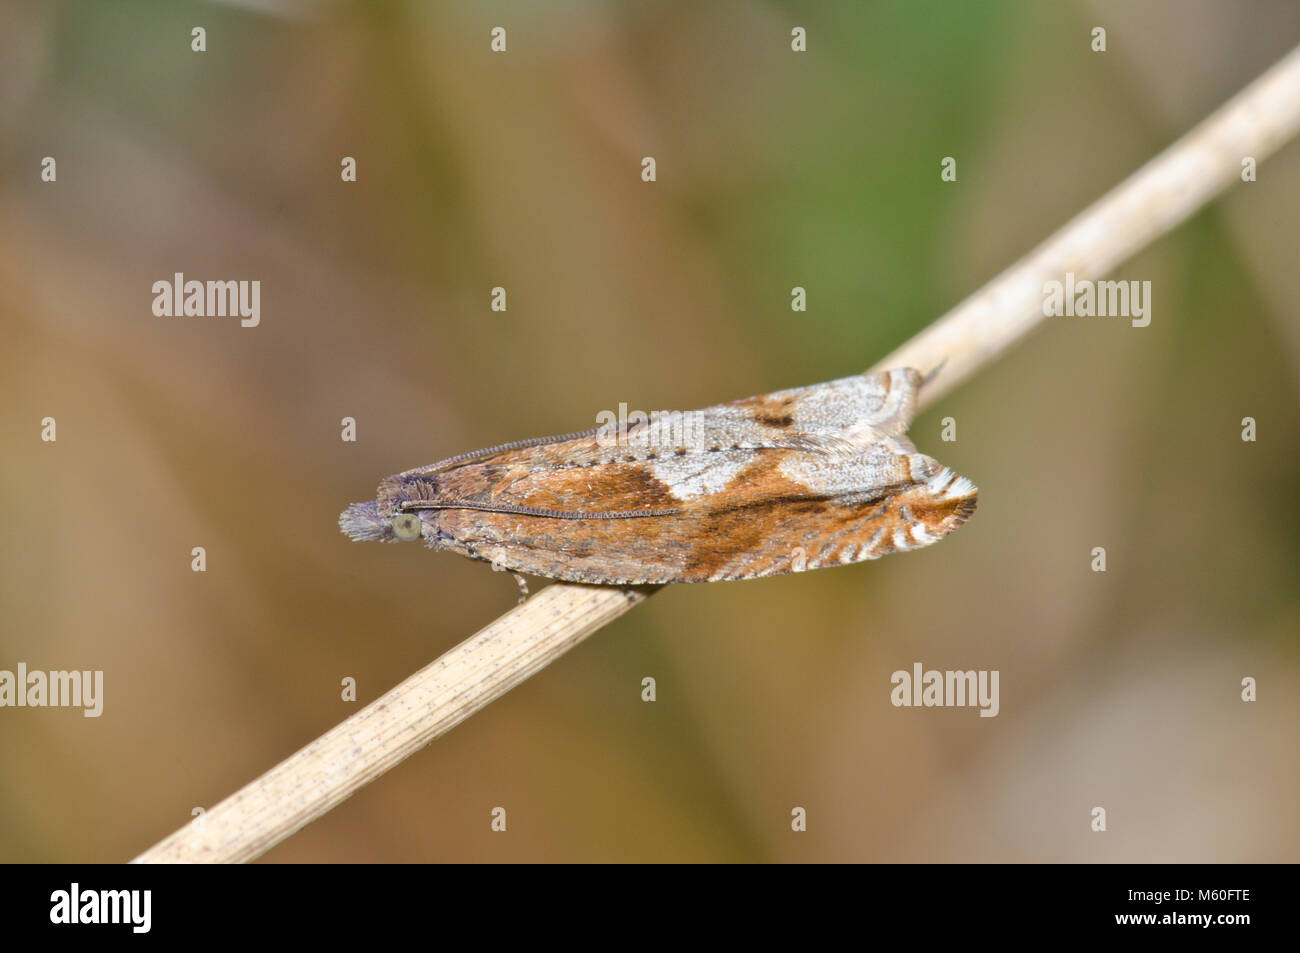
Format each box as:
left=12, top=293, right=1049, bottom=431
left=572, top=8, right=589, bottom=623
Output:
left=391, top=513, right=422, bottom=541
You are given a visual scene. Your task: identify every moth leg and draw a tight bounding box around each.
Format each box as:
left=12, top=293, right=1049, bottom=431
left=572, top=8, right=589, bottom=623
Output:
left=509, top=571, right=529, bottom=604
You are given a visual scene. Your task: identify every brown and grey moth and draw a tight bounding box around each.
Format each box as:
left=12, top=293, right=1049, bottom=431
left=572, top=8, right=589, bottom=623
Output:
left=340, top=367, right=977, bottom=584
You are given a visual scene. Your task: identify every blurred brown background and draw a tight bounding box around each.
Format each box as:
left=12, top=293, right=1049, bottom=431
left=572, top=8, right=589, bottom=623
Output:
left=1, top=0, right=1297, bottom=862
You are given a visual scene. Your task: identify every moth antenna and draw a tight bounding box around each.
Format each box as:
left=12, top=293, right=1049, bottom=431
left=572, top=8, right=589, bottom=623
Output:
left=415, top=423, right=645, bottom=474
left=401, top=499, right=680, bottom=519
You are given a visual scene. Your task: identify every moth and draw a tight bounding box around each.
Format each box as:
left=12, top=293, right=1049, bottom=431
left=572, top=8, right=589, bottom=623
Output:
left=340, top=367, right=977, bottom=585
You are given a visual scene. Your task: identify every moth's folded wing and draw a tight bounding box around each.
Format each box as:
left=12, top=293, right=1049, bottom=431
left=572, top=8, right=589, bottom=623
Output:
left=432, top=440, right=975, bottom=584
left=726, top=367, right=923, bottom=436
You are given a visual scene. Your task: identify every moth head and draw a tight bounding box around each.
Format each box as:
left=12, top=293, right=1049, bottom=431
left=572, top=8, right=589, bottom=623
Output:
left=338, top=500, right=429, bottom=543
left=341, top=470, right=449, bottom=544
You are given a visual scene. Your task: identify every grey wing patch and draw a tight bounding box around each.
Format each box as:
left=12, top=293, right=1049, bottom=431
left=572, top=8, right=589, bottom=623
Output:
left=781, top=440, right=940, bottom=502
left=647, top=447, right=758, bottom=500
left=624, top=405, right=787, bottom=453
left=779, top=367, right=921, bottom=436
left=616, top=405, right=810, bottom=501
left=585, top=367, right=927, bottom=501
left=612, top=366, right=923, bottom=454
